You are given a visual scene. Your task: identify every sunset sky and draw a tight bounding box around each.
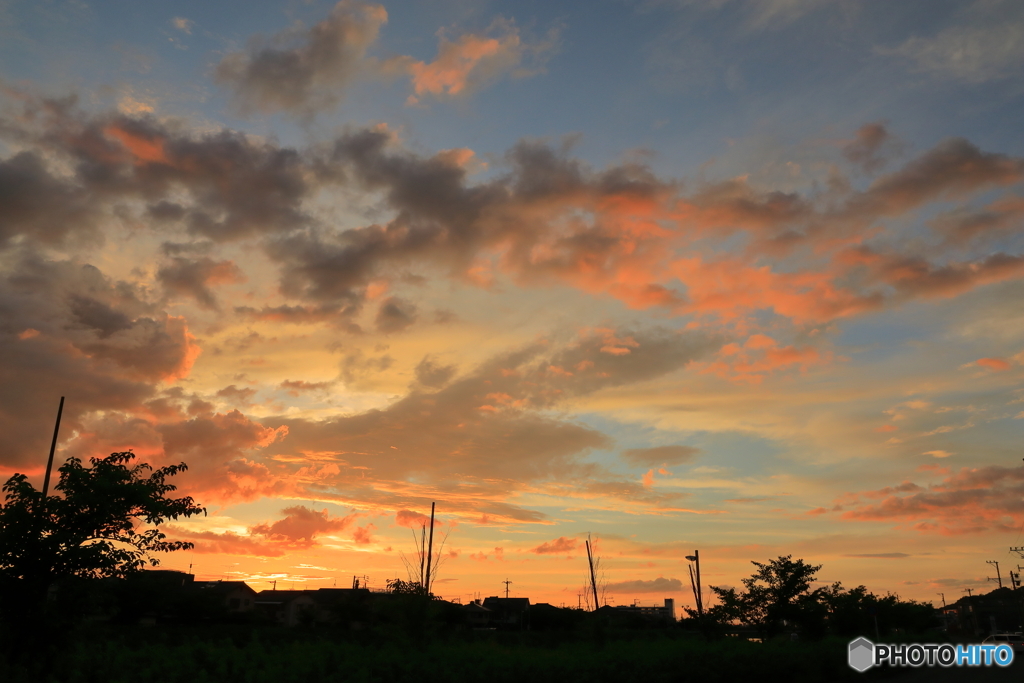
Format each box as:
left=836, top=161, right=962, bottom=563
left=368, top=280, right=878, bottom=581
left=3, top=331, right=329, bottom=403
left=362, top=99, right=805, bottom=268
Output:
left=2, top=0, right=1024, bottom=609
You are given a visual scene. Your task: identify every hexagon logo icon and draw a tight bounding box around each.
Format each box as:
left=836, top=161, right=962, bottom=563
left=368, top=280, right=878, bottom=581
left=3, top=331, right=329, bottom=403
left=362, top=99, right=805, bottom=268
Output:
left=848, top=637, right=875, bottom=672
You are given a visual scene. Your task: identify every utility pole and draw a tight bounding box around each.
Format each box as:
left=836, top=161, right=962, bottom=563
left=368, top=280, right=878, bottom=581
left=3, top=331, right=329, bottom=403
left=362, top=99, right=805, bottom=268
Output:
left=937, top=592, right=946, bottom=609
left=963, top=588, right=979, bottom=635
left=986, top=561, right=1003, bottom=589
left=503, top=579, right=512, bottom=599
left=41, top=396, right=65, bottom=498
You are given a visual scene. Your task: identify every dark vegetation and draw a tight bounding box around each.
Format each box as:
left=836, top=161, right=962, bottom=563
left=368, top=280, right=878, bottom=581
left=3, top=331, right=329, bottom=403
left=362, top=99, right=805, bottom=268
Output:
left=0, top=625, right=905, bottom=683
left=691, top=555, right=938, bottom=639
left=0, top=451, right=1008, bottom=682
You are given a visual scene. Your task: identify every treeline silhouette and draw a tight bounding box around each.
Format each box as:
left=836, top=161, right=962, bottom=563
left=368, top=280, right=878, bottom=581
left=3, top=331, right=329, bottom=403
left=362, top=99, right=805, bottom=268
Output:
left=0, top=451, right=1007, bottom=682
left=687, top=555, right=937, bottom=639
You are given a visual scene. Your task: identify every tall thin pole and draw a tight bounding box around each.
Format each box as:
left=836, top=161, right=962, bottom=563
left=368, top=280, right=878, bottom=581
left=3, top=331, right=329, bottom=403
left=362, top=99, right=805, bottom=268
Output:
left=688, top=564, right=701, bottom=615
left=425, top=502, right=435, bottom=594
left=964, top=588, right=978, bottom=634
left=987, top=560, right=1002, bottom=589
left=41, top=396, right=65, bottom=499
left=586, top=536, right=599, bottom=611
left=694, top=549, right=703, bottom=617
left=419, top=523, right=426, bottom=588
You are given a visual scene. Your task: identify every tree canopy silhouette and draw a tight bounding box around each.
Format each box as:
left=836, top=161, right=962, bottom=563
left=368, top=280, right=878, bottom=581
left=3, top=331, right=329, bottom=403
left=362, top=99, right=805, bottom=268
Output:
left=0, top=451, right=204, bottom=592
left=702, top=555, right=825, bottom=637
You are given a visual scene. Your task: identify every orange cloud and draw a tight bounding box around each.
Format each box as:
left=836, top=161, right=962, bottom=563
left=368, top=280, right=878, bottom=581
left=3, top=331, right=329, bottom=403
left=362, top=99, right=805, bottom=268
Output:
left=976, top=357, right=1011, bottom=371
left=104, top=123, right=169, bottom=165
left=642, top=469, right=655, bottom=488
left=406, top=34, right=506, bottom=100
left=395, top=19, right=553, bottom=105
left=707, top=336, right=831, bottom=384
left=250, top=505, right=357, bottom=545
left=531, top=536, right=578, bottom=554
left=352, top=523, right=375, bottom=544
left=395, top=509, right=440, bottom=529
left=829, top=464, right=1024, bottom=534
left=165, top=527, right=287, bottom=557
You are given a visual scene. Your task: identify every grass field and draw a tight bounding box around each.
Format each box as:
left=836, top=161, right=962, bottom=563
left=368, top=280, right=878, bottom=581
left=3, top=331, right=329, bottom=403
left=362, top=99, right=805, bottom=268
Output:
left=1, top=625, right=925, bottom=683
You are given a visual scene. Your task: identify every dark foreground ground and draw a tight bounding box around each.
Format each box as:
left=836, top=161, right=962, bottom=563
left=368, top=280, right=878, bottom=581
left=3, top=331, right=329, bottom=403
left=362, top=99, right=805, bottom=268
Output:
left=890, top=655, right=1021, bottom=683
left=3, top=625, right=1016, bottom=683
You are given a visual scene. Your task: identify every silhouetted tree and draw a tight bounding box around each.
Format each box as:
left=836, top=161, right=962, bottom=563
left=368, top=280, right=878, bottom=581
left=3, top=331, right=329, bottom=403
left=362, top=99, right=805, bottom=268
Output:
left=821, top=582, right=936, bottom=636
left=0, top=450, right=204, bottom=609
left=387, top=578, right=428, bottom=595
left=705, top=555, right=825, bottom=638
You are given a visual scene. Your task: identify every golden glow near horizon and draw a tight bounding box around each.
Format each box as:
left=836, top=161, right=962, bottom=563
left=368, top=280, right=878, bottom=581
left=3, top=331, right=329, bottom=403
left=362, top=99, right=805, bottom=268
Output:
left=1, top=0, right=1023, bottom=608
